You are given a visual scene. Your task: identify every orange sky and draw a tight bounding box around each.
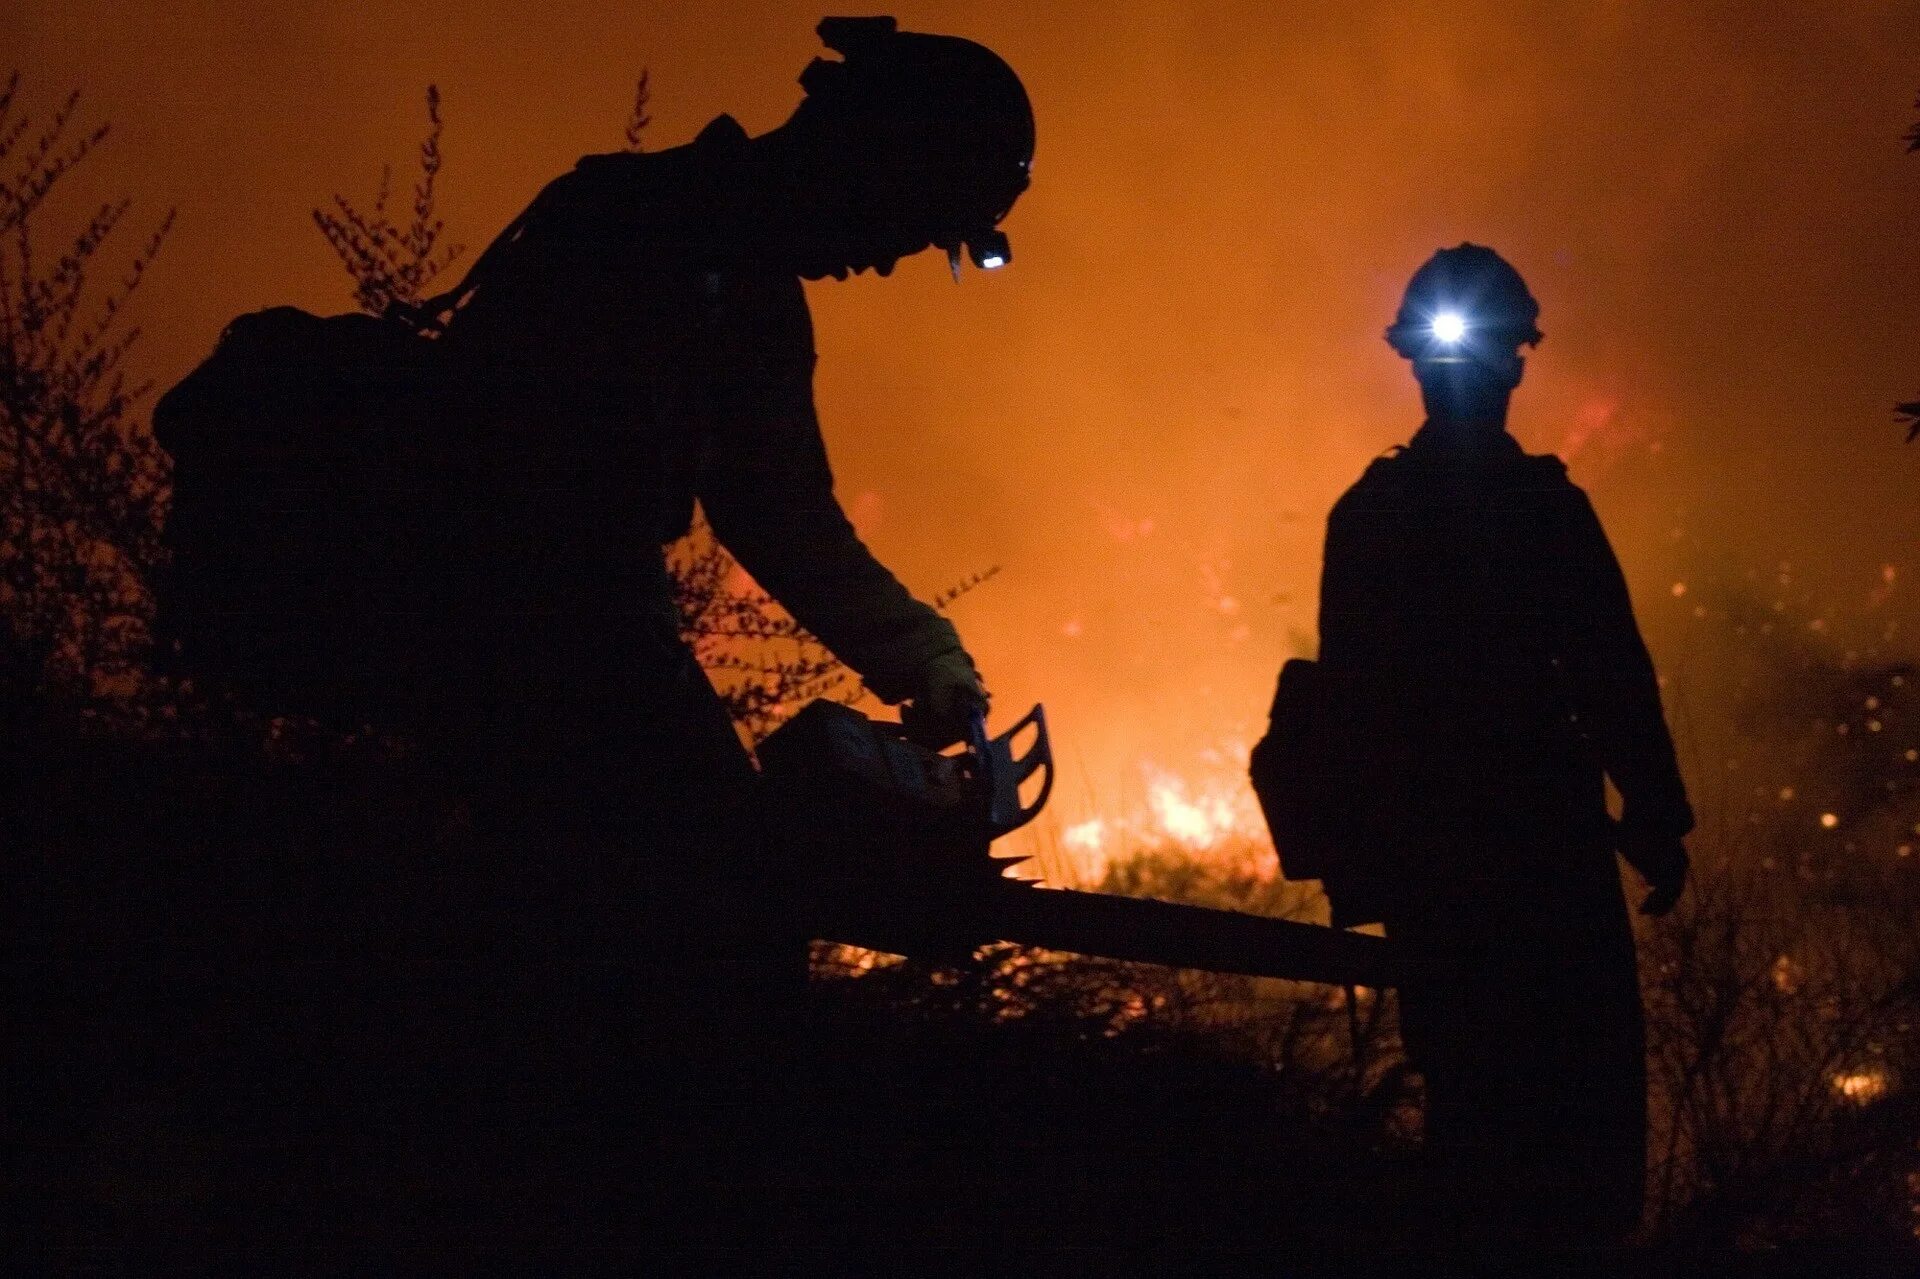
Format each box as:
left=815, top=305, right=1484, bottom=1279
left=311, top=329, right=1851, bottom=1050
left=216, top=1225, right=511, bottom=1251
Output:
left=11, top=1, right=1919, bottom=840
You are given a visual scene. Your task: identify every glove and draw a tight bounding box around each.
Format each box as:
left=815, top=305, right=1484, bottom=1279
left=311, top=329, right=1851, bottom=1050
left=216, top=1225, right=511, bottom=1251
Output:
left=1619, top=828, right=1688, bottom=917
left=901, top=647, right=989, bottom=749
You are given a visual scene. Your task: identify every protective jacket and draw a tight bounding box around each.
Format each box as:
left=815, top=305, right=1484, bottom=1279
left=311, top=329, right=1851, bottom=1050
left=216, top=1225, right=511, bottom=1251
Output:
left=430, top=115, right=961, bottom=711
left=1317, top=426, right=1691, bottom=909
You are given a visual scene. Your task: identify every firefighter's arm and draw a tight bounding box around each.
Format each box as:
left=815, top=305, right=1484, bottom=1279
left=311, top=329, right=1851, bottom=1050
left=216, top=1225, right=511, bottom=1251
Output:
left=1309, top=485, right=1400, bottom=923
left=1557, top=490, right=1693, bottom=903
left=699, top=351, right=982, bottom=719
left=1317, top=480, right=1397, bottom=669
left=1315, top=498, right=1359, bottom=665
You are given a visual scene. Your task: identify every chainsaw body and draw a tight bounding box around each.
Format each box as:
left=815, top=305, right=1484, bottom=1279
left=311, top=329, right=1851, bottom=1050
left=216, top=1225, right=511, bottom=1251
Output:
left=756, top=700, right=1053, bottom=947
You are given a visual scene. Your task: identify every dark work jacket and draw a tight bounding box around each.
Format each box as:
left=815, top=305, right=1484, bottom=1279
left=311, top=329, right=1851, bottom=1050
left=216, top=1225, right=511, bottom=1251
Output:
left=1316, top=426, right=1692, bottom=908
left=430, top=116, right=958, bottom=707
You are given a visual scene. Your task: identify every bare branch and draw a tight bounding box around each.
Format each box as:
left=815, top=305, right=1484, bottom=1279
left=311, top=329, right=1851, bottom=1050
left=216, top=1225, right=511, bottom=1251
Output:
left=314, top=87, right=462, bottom=315
left=624, top=70, right=652, bottom=153
left=0, top=73, right=170, bottom=699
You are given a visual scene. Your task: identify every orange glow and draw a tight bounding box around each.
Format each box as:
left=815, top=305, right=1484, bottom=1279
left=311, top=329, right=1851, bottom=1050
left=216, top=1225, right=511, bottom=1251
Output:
left=1832, top=1069, right=1889, bottom=1105
left=1030, top=748, right=1277, bottom=884
left=1143, top=763, right=1262, bottom=850
left=17, top=3, right=1920, bottom=840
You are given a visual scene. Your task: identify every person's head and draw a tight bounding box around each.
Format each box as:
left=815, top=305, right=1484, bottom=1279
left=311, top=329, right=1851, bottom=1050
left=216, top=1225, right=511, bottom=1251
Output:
left=1385, top=244, right=1542, bottom=431
left=764, top=16, right=1034, bottom=280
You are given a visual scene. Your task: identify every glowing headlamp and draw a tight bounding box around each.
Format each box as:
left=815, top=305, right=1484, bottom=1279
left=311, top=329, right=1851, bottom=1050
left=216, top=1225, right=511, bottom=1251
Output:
left=947, top=227, right=1013, bottom=280
left=1431, top=311, right=1467, bottom=344
left=970, top=229, right=1010, bottom=270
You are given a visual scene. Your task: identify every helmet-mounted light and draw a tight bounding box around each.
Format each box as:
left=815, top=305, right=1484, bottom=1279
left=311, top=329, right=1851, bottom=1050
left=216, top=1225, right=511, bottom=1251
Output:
left=1408, top=308, right=1475, bottom=363
left=1384, top=305, right=1479, bottom=363
left=948, top=226, right=1012, bottom=280
left=971, top=230, right=1010, bottom=270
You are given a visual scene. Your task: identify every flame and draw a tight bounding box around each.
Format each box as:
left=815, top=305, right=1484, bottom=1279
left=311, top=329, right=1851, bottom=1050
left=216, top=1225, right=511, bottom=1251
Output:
left=1142, top=762, right=1264, bottom=849
left=1063, top=818, right=1107, bottom=853
left=1832, top=1068, right=1889, bottom=1104
left=1033, top=750, right=1278, bottom=885
left=1145, top=776, right=1235, bottom=846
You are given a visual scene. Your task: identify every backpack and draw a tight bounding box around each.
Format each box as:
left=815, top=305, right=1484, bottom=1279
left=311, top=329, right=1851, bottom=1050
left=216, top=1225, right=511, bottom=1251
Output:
left=1248, top=657, right=1420, bottom=926
left=1250, top=657, right=1362, bottom=884
left=154, top=306, right=449, bottom=721
left=153, top=152, right=710, bottom=724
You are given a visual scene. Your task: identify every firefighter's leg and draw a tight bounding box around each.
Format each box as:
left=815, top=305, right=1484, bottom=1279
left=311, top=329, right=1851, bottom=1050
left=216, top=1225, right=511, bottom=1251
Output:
left=536, top=651, right=804, bottom=1243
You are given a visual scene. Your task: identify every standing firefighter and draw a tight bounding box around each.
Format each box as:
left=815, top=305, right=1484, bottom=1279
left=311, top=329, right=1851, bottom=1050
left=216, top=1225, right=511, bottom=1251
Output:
left=154, top=15, right=1033, bottom=1240
left=1315, top=245, right=1692, bottom=1243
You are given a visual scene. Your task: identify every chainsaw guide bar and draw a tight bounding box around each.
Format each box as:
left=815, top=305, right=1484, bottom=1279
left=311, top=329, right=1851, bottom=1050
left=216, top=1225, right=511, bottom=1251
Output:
left=758, top=699, right=1402, bottom=989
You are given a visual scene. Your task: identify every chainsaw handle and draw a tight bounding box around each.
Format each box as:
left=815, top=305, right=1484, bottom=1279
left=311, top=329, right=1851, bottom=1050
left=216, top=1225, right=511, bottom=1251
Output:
left=966, top=705, right=997, bottom=823
left=973, top=704, right=1054, bottom=838
left=899, top=694, right=985, bottom=751
left=967, top=706, right=992, bottom=775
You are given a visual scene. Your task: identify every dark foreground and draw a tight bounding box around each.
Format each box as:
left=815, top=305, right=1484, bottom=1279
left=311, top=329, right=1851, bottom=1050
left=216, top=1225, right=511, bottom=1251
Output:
left=9, top=712, right=1916, bottom=1274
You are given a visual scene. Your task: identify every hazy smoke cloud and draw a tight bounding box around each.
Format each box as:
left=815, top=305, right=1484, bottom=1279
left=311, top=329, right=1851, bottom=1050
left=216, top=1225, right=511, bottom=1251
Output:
left=18, top=0, right=1919, bottom=823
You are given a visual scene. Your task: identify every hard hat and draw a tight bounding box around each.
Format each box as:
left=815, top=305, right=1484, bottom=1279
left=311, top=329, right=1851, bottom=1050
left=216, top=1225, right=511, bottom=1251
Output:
left=798, top=16, right=1034, bottom=274
left=1385, top=243, right=1543, bottom=363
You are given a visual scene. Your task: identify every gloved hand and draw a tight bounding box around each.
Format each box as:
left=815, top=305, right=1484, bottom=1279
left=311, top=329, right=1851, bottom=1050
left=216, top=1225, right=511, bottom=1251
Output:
left=901, top=647, right=989, bottom=749
left=1620, top=829, right=1689, bottom=917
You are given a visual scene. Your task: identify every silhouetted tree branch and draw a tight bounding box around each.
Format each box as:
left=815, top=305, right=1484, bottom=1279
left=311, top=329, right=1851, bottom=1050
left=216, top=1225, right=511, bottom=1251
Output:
left=312, top=85, right=463, bottom=316
left=624, top=71, right=652, bottom=154
left=0, top=72, right=174, bottom=702
left=669, top=510, right=998, bottom=741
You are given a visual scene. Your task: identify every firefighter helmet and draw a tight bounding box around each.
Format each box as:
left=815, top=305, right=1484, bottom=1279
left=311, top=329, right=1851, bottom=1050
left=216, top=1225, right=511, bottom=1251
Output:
left=1385, top=243, right=1543, bottom=364
left=796, top=16, right=1034, bottom=274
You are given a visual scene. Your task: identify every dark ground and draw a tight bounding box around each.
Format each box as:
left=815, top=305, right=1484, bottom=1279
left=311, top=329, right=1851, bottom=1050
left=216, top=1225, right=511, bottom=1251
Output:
left=9, top=710, right=1917, bottom=1274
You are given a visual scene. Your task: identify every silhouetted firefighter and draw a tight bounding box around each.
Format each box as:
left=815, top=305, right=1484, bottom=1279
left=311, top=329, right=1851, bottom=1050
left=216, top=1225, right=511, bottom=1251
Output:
left=155, top=16, right=1032, bottom=1235
left=1278, top=245, right=1693, bottom=1245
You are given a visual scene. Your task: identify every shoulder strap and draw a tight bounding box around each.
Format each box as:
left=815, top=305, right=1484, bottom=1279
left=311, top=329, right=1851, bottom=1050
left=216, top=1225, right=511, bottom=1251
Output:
left=384, top=196, right=544, bottom=335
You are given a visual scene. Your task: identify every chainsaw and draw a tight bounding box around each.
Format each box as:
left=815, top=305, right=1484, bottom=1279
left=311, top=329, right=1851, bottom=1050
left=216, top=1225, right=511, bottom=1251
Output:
left=758, top=697, right=1409, bottom=988
left=756, top=699, right=1054, bottom=950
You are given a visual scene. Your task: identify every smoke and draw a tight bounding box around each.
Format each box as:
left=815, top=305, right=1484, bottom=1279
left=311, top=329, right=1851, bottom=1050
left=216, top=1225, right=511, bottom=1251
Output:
left=16, top=0, right=1920, bottom=826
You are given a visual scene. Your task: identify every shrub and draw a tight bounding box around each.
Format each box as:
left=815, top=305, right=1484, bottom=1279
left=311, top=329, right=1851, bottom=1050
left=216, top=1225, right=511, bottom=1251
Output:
left=0, top=73, right=172, bottom=703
